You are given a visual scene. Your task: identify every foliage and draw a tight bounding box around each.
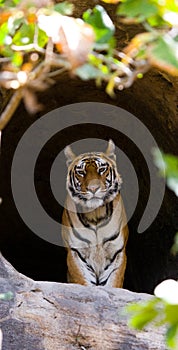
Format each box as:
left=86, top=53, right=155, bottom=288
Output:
left=0, top=0, right=178, bottom=129
left=127, top=152, right=178, bottom=349
left=116, top=0, right=178, bottom=75
left=154, top=150, right=178, bottom=197
left=127, top=296, right=178, bottom=349
left=153, top=150, right=178, bottom=254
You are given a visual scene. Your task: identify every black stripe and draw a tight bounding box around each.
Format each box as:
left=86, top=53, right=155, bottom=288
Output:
left=109, top=167, right=113, bottom=184
left=91, top=281, right=97, bottom=285
left=99, top=267, right=119, bottom=286
left=97, top=202, right=113, bottom=228
left=72, top=169, right=76, bottom=187
left=103, top=230, right=120, bottom=244
left=71, top=247, right=87, bottom=264
left=66, top=211, right=90, bottom=244
left=69, top=170, right=74, bottom=188
left=106, top=201, right=113, bottom=218
left=77, top=212, right=91, bottom=228
left=104, top=181, right=119, bottom=200
left=104, top=245, right=124, bottom=271
left=76, top=209, right=96, bottom=233
left=68, top=186, right=88, bottom=202
left=71, top=248, right=95, bottom=275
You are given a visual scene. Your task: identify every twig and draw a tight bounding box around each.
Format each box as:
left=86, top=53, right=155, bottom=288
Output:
left=11, top=43, right=45, bottom=53
left=47, top=67, right=67, bottom=77
left=0, top=89, right=23, bottom=131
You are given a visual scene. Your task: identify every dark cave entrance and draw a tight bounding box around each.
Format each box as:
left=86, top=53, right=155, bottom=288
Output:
left=0, top=72, right=178, bottom=294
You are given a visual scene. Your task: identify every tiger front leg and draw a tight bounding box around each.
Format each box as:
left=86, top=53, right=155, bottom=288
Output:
left=66, top=249, right=89, bottom=286
left=112, top=250, right=127, bottom=288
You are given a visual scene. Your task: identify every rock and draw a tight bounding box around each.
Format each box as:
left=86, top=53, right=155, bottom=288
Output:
left=0, top=253, right=166, bottom=350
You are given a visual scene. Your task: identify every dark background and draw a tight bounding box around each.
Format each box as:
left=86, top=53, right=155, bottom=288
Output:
left=0, top=67, right=178, bottom=294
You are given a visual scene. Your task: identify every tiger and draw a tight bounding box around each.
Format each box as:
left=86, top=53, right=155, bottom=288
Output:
left=62, top=140, right=129, bottom=288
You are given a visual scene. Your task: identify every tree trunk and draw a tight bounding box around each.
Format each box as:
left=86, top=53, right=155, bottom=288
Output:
left=0, top=253, right=166, bottom=350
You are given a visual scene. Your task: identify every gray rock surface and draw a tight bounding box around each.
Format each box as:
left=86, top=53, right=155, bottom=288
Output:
left=0, top=253, right=166, bottom=350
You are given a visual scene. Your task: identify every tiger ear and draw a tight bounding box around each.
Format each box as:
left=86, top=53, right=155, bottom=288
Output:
left=64, top=145, right=76, bottom=166
left=105, top=139, right=116, bottom=161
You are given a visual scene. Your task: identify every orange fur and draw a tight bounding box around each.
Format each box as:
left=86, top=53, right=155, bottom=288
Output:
left=62, top=141, right=129, bottom=288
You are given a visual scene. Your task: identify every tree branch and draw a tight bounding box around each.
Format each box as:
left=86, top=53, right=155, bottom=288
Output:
left=0, top=89, right=23, bottom=131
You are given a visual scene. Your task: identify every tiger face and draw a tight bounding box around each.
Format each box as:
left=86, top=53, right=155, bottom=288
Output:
left=64, top=140, right=122, bottom=210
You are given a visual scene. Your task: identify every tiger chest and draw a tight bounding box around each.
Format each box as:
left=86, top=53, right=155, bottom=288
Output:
left=63, top=199, right=126, bottom=286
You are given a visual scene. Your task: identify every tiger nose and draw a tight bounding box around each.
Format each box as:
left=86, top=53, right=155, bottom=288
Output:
left=87, top=180, right=100, bottom=194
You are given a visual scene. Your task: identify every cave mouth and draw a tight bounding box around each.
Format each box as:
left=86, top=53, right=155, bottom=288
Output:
left=1, top=210, right=178, bottom=295
left=1, top=233, right=68, bottom=284
left=0, top=73, right=178, bottom=294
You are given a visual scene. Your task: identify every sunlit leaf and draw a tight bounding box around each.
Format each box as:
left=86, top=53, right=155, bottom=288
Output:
left=166, top=324, right=178, bottom=349
left=148, top=35, right=178, bottom=75
left=37, top=27, right=48, bottom=48
left=38, top=14, right=95, bottom=68
left=153, top=150, right=178, bottom=196
left=59, top=18, right=95, bottom=68
left=0, top=0, right=20, bottom=7
left=8, top=15, right=25, bottom=36
left=83, top=5, right=115, bottom=46
left=0, top=22, right=9, bottom=45
left=106, top=75, right=116, bottom=97
left=117, top=0, right=158, bottom=22
left=12, top=51, right=23, bottom=66
left=165, top=305, right=178, bottom=324
left=0, top=44, right=14, bottom=58
left=127, top=298, right=160, bottom=330
left=75, top=63, right=102, bottom=80
left=12, top=22, right=35, bottom=46
left=123, top=32, right=155, bottom=59
left=54, top=1, right=74, bottom=15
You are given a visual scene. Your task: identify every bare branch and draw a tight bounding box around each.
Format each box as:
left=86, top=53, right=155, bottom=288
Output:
left=0, top=89, right=23, bottom=131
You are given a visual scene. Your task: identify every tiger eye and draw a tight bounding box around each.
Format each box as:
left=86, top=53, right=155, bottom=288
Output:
left=76, top=169, right=85, bottom=177
left=98, top=166, right=107, bottom=175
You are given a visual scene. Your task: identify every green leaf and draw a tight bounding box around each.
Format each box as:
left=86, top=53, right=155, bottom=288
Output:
left=0, top=0, right=20, bottom=7
left=117, top=0, right=158, bottom=22
left=83, top=5, right=115, bottom=45
left=0, top=22, right=9, bottom=45
left=171, top=232, right=178, bottom=255
left=75, top=63, right=103, bottom=80
left=149, top=35, right=178, bottom=75
left=13, top=23, right=35, bottom=46
left=130, top=309, right=158, bottom=329
left=54, top=2, right=74, bottom=15
left=37, top=27, right=48, bottom=48
left=8, top=16, right=25, bottom=36
left=165, top=305, right=178, bottom=324
left=166, top=324, right=178, bottom=349
left=161, top=0, right=178, bottom=13
left=154, top=150, right=178, bottom=196
left=127, top=298, right=160, bottom=330
left=12, top=51, right=23, bottom=66
left=163, top=154, right=178, bottom=179
left=0, top=45, right=14, bottom=58
left=88, top=54, right=110, bottom=74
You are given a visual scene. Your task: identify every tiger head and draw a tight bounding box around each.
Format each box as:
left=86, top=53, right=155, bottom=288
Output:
left=64, top=140, right=122, bottom=210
